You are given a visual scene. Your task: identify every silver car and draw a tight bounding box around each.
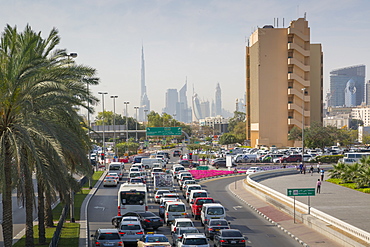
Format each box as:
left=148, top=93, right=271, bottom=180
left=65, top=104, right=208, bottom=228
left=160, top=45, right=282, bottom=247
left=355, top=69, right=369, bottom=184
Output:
left=119, top=220, right=144, bottom=244
left=91, top=228, right=123, bottom=247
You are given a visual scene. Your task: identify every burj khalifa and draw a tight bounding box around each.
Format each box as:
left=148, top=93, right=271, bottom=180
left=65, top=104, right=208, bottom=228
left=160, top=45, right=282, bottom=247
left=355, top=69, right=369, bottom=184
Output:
left=139, top=46, right=150, bottom=122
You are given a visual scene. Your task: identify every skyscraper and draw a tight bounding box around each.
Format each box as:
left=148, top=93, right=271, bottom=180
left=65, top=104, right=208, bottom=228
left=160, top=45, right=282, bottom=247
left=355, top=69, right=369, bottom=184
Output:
left=328, top=65, right=365, bottom=107
left=163, top=89, right=178, bottom=116
left=215, top=83, right=222, bottom=116
left=177, top=82, right=192, bottom=123
left=344, top=79, right=356, bottom=107
left=246, top=17, right=323, bottom=147
left=139, top=46, right=150, bottom=121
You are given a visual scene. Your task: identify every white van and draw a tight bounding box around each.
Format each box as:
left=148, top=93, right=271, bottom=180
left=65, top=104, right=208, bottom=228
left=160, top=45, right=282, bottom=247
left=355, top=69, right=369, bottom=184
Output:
left=189, top=190, right=208, bottom=204
left=200, top=203, right=226, bottom=225
left=164, top=201, right=187, bottom=225
left=141, top=158, right=165, bottom=169
left=108, top=162, right=124, bottom=180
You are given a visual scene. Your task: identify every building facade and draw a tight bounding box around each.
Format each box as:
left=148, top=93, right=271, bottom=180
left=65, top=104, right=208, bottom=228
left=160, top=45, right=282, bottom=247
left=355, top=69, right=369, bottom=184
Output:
left=163, top=89, right=178, bottom=116
left=328, top=65, right=365, bottom=107
left=246, top=17, right=323, bottom=147
left=352, top=106, right=370, bottom=127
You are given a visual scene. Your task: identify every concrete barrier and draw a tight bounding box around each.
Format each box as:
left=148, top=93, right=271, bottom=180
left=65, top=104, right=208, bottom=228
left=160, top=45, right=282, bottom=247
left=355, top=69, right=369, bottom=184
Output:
left=246, top=168, right=370, bottom=246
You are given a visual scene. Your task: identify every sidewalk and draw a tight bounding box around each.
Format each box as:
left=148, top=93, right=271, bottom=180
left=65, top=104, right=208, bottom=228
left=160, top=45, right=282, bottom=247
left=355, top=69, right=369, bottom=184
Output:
left=229, top=178, right=342, bottom=247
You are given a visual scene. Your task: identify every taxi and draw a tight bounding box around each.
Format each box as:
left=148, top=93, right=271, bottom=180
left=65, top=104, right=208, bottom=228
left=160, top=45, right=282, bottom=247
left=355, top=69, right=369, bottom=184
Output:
left=137, top=233, right=171, bottom=247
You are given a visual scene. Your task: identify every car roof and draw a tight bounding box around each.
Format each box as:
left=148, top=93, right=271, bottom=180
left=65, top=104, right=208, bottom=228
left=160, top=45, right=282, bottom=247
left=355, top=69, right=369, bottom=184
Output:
left=98, top=228, right=119, bottom=233
left=166, top=201, right=185, bottom=205
left=190, top=189, right=207, bottom=193
left=174, top=218, right=193, bottom=222
left=145, top=234, right=167, bottom=237
left=183, top=233, right=206, bottom=238
left=202, top=203, right=223, bottom=207
left=120, top=220, right=141, bottom=225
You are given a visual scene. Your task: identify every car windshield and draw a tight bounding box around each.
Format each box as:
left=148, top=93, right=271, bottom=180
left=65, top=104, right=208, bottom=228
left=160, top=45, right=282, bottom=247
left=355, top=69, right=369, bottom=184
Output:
left=178, top=222, right=193, bottom=227
left=194, top=192, right=207, bottom=198
left=210, top=220, right=228, bottom=226
left=147, top=236, right=168, bottom=242
left=184, top=238, right=207, bottom=245
left=98, top=232, right=120, bottom=240
left=222, top=231, right=243, bottom=237
left=207, top=207, right=224, bottom=215
left=196, top=199, right=213, bottom=205
left=179, top=229, right=198, bottom=234
left=168, top=204, right=185, bottom=212
left=109, top=165, right=121, bottom=170
left=121, top=224, right=141, bottom=230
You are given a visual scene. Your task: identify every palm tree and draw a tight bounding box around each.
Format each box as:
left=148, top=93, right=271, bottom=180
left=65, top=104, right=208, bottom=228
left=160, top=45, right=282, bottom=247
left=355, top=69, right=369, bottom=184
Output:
left=0, top=24, right=98, bottom=246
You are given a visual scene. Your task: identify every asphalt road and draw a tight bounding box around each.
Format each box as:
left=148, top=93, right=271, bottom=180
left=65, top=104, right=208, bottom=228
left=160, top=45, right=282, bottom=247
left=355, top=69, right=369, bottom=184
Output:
left=87, top=159, right=303, bottom=247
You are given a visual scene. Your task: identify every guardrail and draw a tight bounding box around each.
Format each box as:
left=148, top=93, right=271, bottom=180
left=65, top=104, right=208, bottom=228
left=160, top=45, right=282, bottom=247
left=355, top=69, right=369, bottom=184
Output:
left=247, top=168, right=370, bottom=245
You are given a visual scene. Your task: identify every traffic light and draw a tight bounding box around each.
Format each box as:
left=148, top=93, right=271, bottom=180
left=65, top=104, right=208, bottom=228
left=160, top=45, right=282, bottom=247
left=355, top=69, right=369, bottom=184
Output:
left=101, top=153, right=105, bottom=160
left=189, top=153, right=192, bottom=160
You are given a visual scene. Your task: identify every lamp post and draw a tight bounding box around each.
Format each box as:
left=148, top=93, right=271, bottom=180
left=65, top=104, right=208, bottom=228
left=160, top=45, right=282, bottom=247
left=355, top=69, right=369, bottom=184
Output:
left=98, top=92, right=108, bottom=169
left=144, top=109, right=148, bottom=141
left=124, top=102, right=130, bottom=142
left=301, top=88, right=306, bottom=168
left=111, top=95, right=118, bottom=158
left=67, top=52, right=77, bottom=223
left=134, top=106, right=139, bottom=141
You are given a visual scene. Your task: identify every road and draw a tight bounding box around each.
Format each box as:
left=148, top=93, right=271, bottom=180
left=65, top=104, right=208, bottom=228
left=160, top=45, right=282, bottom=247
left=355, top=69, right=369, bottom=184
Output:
left=87, top=158, right=302, bottom=247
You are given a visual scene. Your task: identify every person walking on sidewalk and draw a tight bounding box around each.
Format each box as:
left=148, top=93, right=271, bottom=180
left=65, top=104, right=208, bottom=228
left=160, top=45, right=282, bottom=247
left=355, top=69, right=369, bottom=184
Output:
left=316, top=179, right=321, bottom=194
left=320, top=169, right=325, bottom=181
left=309, top=165, right=314, bottom=175
left=317, top=162, right=321, bottom=173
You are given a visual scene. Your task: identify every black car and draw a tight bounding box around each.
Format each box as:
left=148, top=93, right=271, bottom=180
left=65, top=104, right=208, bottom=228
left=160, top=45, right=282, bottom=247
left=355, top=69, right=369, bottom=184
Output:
left=213, top=229, right=246, bottom=247
left=204, top=219, right=230, bottom=239
left=178, top=160, right=199, bottom=167
left=173, top=150, right=181, bottom=157
left=111, top=211, right=163, bottom=230
left=212, top=160, right=237, bottom=167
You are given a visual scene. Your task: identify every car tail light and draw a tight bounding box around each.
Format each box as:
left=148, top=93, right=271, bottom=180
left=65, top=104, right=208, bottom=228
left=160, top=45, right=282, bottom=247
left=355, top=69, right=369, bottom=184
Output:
left=144, top=219, right=151, bottom=222
left=174, top=227, right=176, bottom=231
left=95, top=242, right=100, bottom=246
left=160, top=205, right=164, bottom=208
left=208, top=228, right=214, bottom=231
left=220, top=240, right=227, bottom=243
left=136, top=231, right=144, bottom=235
left=240, top=239, right=246, bottom=243
left=117, top=206, right=121, bottom=216
left=118, top=241, right=123, bottom=246
left=166, top=212, right=169, bottom=216
left=119, top=232, right=126, bottom=235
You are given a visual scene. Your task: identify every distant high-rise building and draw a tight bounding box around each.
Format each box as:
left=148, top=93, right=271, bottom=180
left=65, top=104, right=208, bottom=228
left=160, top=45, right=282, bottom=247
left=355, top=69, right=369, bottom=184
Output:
left=177, top=82, right=191, bottom=123
left=344, top=79, right=357, bottom=107
left=200, top=100, right=210, bottom=118
left=246, top=17, right=323, bottom=147
left=139, top=46, right=150, bottom=121
left=366, top=81, right=370, bottom=105
left=163, top=89, right=178, bottom=116
left=192, top=93, right=203, bottom=121
left=328, top=65, right=365, bottom=107
left=215, top=83, right=222, bottom=116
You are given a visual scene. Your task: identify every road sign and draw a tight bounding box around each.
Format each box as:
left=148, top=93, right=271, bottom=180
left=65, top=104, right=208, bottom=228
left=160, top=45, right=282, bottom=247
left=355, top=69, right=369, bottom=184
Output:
left=287, top=188, right=315, bottom=196
left=146, top=127, right=182, bottom=136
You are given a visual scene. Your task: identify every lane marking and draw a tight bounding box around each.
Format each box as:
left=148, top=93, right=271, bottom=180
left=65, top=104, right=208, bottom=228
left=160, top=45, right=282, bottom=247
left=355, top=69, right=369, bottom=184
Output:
left=233, top=206, right=242, bottom=210
left=94, top=206, right=105, bottom=211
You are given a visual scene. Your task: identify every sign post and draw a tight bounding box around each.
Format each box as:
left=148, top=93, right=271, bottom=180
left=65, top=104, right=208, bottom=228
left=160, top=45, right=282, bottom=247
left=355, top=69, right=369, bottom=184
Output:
left=287, top=188, right=315, bottom=223
left=146, top=127, right=182, bottom=136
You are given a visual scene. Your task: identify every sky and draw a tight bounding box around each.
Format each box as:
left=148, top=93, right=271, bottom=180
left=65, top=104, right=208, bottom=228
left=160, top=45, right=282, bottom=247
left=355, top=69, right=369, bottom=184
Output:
left=2, top=0, right=370, bottom=119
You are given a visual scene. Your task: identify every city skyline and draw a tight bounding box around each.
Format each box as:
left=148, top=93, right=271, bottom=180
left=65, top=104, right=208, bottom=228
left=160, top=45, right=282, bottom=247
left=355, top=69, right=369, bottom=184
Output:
left=2, top=1, right=370, bottom=117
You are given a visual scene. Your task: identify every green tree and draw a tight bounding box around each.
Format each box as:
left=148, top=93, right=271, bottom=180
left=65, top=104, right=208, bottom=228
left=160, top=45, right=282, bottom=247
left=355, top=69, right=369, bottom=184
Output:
left=288, top=126, right=302, bottom=141
left=0, top=24, right=98, bottom=246
left=219, top=133, right=237, bottom=147
left=228, top=111, right=246, bottom=132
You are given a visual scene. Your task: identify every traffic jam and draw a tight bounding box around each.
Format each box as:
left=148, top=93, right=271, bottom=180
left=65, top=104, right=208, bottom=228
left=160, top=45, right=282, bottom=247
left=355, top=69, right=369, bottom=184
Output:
left=92, top=153, right=247, bottom=247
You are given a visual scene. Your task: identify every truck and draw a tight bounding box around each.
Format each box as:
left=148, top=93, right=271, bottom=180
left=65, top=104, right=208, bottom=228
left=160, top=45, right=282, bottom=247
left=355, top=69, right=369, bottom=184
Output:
left=233, top=154, right=257, bottom=163
left=153, top=174, right=174, bottom=192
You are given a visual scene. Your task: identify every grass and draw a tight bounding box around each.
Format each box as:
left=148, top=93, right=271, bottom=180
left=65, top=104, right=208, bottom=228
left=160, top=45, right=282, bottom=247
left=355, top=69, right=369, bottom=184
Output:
left=13, top=171, right=104, bottom=246
left=327, top=178, right=370, bottom=193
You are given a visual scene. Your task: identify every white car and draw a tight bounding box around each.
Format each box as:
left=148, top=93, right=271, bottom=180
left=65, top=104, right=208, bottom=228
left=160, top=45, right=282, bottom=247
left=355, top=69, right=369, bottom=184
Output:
left=246, top=167, right=263, bottom=175
left=103, top=176, right=118, bottom=187
left=171, top=218, right=195, bottom=233
left=154, top=190, right=170, bottom=203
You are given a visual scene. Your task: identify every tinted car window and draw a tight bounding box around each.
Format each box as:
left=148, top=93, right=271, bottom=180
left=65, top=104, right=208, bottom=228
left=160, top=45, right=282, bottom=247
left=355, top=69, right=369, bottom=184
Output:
left=222, top=231, right=243, bottom=237
left=196, top=199, right=213, bottom=205
left=179, top=229, right=198, bottom=234
left=184, top=238, right=207, bottom=245
left=210, top=220, right=228, bottom=226
left=207, top=208, right=224, bottom=215
left=147, top=236, right=168, bottom=242
left=121, top=224, right=141, bottom=230
left=168, top=204, right=185, bottom=212
left=139, top=212, right=156, bottom=217
left=98, top=232, right=121, bottom=240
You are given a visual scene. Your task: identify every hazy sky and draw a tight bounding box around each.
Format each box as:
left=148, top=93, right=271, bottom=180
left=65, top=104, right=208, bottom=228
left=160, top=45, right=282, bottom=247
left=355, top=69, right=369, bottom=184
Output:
left=2, top=0, right=370, bottom=118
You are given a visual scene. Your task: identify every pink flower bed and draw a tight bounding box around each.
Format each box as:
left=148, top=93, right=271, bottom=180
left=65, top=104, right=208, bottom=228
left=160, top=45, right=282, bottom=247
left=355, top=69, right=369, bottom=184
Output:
left=189, top=170, right=244, bottom=179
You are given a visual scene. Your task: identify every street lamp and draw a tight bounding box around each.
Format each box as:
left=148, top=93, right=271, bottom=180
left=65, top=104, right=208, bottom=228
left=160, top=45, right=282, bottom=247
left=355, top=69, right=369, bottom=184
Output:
left=134, top=106, right=139, bottom=141
left=301, top=88, right=306, bottom=168
left=124, top=101, right=130, bottom=142
left=98, top=92, right=108, bottom=169
left=144, top=109, right=148, bottom=141
left=111, top=95, right=118, bottom=158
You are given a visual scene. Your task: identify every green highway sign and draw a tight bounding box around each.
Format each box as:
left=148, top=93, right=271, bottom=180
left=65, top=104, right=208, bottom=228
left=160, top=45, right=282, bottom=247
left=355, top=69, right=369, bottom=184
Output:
left=287, top=188, right=315, bottom=196
left=146, top=127, right=182, bottom=136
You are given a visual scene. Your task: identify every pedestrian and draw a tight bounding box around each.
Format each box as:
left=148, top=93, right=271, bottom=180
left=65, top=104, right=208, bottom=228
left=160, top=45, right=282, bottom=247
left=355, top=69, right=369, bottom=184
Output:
left=317, top=162, right=321, bottom=173
left=320, top=169, right=325, bottom=181
left=303, top=165, right=306, bottom=174
left=234, top=167, right=238, bottom=174
left=310, top=165, right=314, bottom=175
left=299, top=163, right=303, bottom=174
left=316, top=179, right=321, bottom=194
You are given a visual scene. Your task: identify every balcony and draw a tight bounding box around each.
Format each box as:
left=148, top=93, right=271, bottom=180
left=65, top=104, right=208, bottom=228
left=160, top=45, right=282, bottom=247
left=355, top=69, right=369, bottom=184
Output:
left=288, top=73, right=309, bottom=87
left=288, top=57, right=309, bottom=71
left=288, top=117, right=302, bottom=128
left=288, top=28, right=309, bottom=41
left=287, top=43, right=309, bottom=56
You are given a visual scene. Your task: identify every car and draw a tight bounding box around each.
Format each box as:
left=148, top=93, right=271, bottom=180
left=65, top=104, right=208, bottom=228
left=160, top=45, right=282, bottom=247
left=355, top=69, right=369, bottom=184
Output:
left=213, top=229, right=246, bottom=247
left=178, top=160, right=199, bottom=167
left=137, top=234, right=171, bottom=247
left=245, top=167, right=263, bottom=175
left=171, top=227, right=199, bottom=247
left=130, top=177, right=146, bottom=184
left=118, top=219, right=145, bottom=244
left=173, top=150, right=182, bottom=157
left=159, top=198, right=179, bottom=218
left=112, top=211, right=163, bottom=230
left=204, top=219, right=230, bottom=239
left=279, top=154, right=302, bottom=163
left=338, top=158, right=358, bottom=164
left=212, top=160, right=237, bottom=167
left=91, top=228, right=123, bottom=247
left=179, top=176, right=194, bottom=187
left=154, top=189, right=170, bottom=203
left=191, top=197, right=215, bottom=220
left=171, top=218, right=195, bottom=233
left=130, top=167, right=140, bottom=173
left=177, top=233, right=210, bottom=247
left=185, top=185, right=202, bottom=202
left=107, top=172, right=120, bottom=180
left=211, top=158, right=226, bottom=166
left=181, top=180, right=197, bottom=191
left=103, top=176, right=118, bottom=187
left=160, top=193, right=180, bottom=203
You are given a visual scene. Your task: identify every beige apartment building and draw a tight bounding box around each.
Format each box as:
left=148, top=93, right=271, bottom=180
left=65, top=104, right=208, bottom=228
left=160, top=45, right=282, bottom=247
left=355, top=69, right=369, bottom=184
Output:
left=246, top=17, right=323, bottom=148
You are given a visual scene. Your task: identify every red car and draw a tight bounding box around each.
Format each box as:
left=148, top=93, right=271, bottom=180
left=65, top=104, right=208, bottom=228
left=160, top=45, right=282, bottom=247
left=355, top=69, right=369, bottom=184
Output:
left=191, top=197, right=215, bottom=220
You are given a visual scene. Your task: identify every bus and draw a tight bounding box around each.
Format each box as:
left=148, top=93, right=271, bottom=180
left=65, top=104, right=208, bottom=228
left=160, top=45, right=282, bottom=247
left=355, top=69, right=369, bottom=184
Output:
left=117, top=183, right=147, bottom=216
left=343, top=152, right=370, bottom=161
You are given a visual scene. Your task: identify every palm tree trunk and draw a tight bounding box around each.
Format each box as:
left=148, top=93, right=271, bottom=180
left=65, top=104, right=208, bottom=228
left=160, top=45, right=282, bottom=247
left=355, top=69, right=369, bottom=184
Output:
left=37, top=179, right=46, bottom=244
left=44, top=189, right=54, bottom=227
left=2, top=152, right=13, bottom=247
left=24, top=164, right=35, bottom=247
